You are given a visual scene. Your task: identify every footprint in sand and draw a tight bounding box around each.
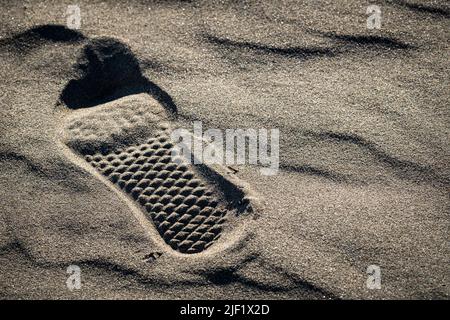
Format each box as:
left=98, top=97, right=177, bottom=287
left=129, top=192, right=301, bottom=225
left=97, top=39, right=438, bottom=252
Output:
left=58, top=37, right=258, bottom=254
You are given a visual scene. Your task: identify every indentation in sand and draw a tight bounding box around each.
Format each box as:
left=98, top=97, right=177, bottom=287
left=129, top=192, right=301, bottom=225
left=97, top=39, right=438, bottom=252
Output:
left=63, top=93, right=256, bottom=254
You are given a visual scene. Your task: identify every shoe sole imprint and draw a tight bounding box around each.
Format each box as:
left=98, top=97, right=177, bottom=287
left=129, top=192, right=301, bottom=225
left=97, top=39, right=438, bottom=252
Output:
left=61, top=94, right=257, bottom=254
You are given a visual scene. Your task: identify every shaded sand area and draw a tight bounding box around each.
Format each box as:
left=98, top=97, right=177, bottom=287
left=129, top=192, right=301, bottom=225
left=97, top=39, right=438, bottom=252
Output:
left=0, top=1, right=449, bottom=299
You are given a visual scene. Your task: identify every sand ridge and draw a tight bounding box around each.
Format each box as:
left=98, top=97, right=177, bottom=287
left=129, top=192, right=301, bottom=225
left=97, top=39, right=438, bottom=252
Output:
left=0, top=0, right=449, bottom=299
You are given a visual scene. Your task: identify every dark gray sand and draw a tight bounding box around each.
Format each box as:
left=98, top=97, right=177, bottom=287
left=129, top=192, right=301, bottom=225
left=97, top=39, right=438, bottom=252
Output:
left=0, top=0, right=449, bottom=299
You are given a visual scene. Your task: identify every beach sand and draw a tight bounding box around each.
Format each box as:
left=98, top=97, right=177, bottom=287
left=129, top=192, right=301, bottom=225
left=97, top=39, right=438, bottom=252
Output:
left=0, top=0, right=448, bottom=299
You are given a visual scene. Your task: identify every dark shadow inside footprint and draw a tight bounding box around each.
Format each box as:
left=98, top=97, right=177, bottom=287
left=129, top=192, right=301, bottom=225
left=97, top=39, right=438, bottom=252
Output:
left=59, top=37, right=177, bottom=114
